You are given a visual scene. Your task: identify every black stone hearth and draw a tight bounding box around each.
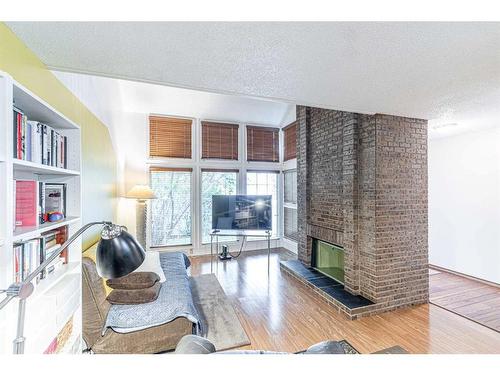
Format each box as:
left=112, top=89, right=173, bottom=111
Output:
left=280, top=260, right=373, bottom=314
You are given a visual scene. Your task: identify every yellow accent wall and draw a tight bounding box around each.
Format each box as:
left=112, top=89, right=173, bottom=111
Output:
left=0, top=23, right=117, bottom=249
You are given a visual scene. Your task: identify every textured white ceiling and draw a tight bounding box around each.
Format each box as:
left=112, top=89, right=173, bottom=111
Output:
left=8, top=22, right=500, bottom=137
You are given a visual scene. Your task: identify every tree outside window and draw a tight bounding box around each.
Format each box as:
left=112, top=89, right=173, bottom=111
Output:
left=201, top=171, right=238, bottom=243
left=150, top=170, right=192, bottom=246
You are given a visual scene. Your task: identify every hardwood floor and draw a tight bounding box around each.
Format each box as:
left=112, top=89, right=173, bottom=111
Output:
left=189, top=248, right=500, bottom=354
left=430, top=269, right=500, bottom=333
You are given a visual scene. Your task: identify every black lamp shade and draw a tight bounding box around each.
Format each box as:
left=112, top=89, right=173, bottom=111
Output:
left=96, top=229, right=146, bottom=279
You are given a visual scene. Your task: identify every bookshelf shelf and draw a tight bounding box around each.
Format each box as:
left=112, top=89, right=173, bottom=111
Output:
left=28, top=261, right=80, bottom=304
left=13, top=159, right=80, bottom=176
left=0, top=71, right=82, bottom=354
left=13, top=216, right=81, bottom=242
left=13, top=82, right=79, bottom=130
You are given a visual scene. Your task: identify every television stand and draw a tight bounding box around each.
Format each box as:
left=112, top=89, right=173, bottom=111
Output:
left=209, top=230, right=272, bottom=274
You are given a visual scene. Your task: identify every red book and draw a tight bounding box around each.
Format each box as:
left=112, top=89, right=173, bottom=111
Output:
left=17, top=112, right=22, bottom=159
left=15, top=180, right=38, bottom=226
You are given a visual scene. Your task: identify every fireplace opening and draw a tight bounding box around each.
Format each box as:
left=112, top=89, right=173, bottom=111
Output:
left=311, top=239, right=345, bottom=284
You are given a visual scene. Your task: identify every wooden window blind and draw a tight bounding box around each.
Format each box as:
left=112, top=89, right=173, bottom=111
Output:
left=284, top=207, right=298, bottom=242
left=149, top=116, right=192, bottom=159
left=150, top=166, right=193, bottom=172
left=201, top=121, right=239, bottom=160
left=246, top=126, right=280, bottom=162
left=283, top=121, right=297, bottom=161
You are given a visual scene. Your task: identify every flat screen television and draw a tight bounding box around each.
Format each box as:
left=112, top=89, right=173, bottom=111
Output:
left=212, top=195, right=272, bottom=231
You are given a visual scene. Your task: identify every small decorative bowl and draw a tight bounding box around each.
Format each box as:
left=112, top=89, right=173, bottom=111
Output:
left=47, top=212, right=64, bottom=222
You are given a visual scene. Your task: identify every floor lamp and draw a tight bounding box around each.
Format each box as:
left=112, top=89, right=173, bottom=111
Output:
left=126, top=185, right=157, bottom=249
left=0, top=222, right=145, bottom=354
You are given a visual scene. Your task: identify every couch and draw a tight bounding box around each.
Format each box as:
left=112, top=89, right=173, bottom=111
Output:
left=174, top=335, right=349, bottom=354
left=82, top=257, right=193, bottom=354
left=174, top=335, right=409, bottom=354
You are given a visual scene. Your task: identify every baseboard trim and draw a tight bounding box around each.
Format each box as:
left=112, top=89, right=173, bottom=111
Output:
left=429, top=264, right=500, bottom=288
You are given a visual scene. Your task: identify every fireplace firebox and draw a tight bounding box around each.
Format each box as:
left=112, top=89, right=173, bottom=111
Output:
left=311, top=239, right=345, bottom=284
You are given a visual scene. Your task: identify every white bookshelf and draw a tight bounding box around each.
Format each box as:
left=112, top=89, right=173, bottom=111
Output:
left=0, top=72, right=82, bottom=354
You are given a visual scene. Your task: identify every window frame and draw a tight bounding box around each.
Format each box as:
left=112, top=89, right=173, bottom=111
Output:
left=283, top=206, right=299, bottom=242
left=282, top=166, right=298, bottom=244
left=200, top=168, right=240, bottom=245
left=246, top=170, right=280, bottom=238
left=148, top=167, right=194, bottom=248
left=284, top=169, right=298, bottom=206
left=147, top=118, right=284, bottom=253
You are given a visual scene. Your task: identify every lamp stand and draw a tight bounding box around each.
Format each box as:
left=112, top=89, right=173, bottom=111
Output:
left=0, top=221, right=110, bottom=354
left=135, top=199, right=147, bottom=249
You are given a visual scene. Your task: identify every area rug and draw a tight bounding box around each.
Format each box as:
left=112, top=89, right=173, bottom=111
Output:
left=190, top=274, right=251, bottom=351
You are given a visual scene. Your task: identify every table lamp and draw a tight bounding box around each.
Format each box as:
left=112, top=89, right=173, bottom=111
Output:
left=126, top=185, right=157, bottom=249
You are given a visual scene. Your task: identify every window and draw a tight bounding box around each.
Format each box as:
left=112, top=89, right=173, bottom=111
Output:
left=201, top=169, right=238, bottom=243
left=202, top=121, right=239, bottom=160
left=150, top=167, right=192, bottom=246
left=284, top=169, right=297, bottom=204
left=284, top=207, right=298, bottom=241
left=149, top=116, right=192, bottom=158
left=246, top=126, right=279, bottom=162
left=283, top=121, right=297, bottom=161
left=284, top=169, right=297, bottom=242
left=246, top=171, right=278, bottom=235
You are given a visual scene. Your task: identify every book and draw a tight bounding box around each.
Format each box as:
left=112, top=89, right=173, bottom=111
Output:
left=43, top=183, right=66, bottom=220
left=26, top=121, right=32, bottom=161
left=27, top=121, right=43, bottom=164
left=13, top=238, right=42, bottom=284
left=13, top=107, right=69, bottom=168
left=15, top=180, right=38, bottom=227
left=42, top=124, right=48, bottom=165
left=13, top=108, right=24, bottom=159
left=13, top=244, right=22, bottom=283
left=41, top=226, right=69, bottom=269
left=35, top=182, right=67, bottom=224
left=55, top=226, right=69, bottom=264
left=21, top=112, right=26, bottom=159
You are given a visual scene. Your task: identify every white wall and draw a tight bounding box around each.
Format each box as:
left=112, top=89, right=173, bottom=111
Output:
left=429, top=127, right=500, bottom=284
left=53, top=71, right=298, bottom=256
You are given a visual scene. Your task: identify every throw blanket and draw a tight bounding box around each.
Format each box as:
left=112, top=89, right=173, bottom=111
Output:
left=103, top=252, right=202, bottom=335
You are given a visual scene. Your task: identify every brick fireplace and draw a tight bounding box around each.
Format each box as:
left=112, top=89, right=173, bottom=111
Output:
left=281, top=106, right=429, bottom=319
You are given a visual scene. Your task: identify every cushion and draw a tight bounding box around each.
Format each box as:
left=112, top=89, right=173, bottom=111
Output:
left=133, top=251, right=166, bottom=282
left=106, top=282, right=161, bottom=305
left=175, top=335, right=216, bottom=354
left=106, top=272, right=160, bottom=290
left=304, top=340, right=345, bottom=354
